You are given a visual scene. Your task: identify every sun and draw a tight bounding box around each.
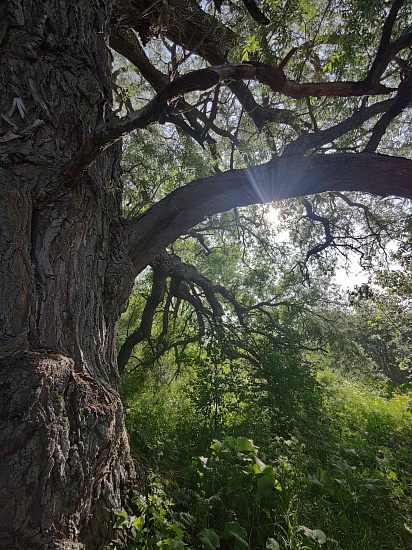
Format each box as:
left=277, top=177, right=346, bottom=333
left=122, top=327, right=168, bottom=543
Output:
left=264, top=205, right=280, bottom=225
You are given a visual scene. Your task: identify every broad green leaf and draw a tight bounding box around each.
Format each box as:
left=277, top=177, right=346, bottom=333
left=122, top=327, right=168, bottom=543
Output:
left=298, top=526, right=327, bottom=544
left=223, top=522, right=247, bottom=539
left=254, top=456, right=266, bottom=472
left=307, top=474, right=323, bottom=487
left=223, top=522, right=248, bottom=550
left=210, top=441, right=222, bottom=452
left=168, top=524, right=184, bottom=539
left=258, top=473, right=275, bottom=493
left=237, top=437, right=253, bottom=452
left=311, top=529, right=327, bottom=544
left=362, top=479, right=391, bottom=495
left=198, top=528, right=221, bottom=550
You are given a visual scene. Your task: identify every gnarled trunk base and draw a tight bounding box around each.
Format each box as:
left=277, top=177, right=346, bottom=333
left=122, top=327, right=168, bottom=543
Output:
left=0, top=352, right=134, bottom=550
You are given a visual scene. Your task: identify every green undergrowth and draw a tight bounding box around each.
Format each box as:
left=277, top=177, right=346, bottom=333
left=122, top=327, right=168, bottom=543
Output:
left=113, top=367, right=412, bottom=550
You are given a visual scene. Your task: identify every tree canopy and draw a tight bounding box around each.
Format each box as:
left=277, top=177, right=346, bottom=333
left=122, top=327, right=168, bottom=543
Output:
left=1, top=1, right=411, bottom=548
left=107, top=0, right=412, bottom=373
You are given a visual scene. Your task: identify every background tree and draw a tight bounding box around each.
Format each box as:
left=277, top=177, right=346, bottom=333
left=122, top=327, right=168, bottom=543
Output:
left=0, top=0, right=411, bottom=548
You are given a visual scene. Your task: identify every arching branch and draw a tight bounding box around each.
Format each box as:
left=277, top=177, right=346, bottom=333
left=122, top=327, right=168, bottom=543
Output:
left=124, top=153, right=412, bottom=275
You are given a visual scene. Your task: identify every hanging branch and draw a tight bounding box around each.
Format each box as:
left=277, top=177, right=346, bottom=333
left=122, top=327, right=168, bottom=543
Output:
left=298, top=199, right=334, bottom=277
left=201, top=83, right=221, bottom=140
left=117, top=249, right=313, bottom=372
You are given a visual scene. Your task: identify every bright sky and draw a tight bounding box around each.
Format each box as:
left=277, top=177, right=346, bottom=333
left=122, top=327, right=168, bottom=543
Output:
left=334, top=263, right=369, bottom=289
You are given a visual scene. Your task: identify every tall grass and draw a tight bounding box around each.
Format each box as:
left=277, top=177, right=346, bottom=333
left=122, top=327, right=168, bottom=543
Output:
left=115, top=365, right=412, bottom=550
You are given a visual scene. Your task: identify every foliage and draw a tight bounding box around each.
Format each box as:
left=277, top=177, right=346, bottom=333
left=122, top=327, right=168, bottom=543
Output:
left=193, top=436, right=339, bottom=550
left=346, top=265, right=412, bottom=381
left=108, top=471, right=192, bottom=550
left=112, top=1, right=412, bottom=548
left=113, top=0, right=412, bottom=377
left=118, top=351, right=412, bottom=549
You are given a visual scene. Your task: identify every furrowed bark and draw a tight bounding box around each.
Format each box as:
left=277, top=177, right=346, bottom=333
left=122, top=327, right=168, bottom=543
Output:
left=0, top=1, right=136, bottom=548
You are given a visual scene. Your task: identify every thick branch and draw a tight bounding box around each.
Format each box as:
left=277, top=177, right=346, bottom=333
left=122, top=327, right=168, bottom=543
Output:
left=366, top=0, right=410, bottom=84
left=241, top=0, right=270, bottom=25
left=124, top=153, right=412, bottom=274
left=364, top=76, right=412, bottom=152
left=150, top=251, right=224, bottom=318
left=115, top=0, right=393, bottom=130
left=110, top=28, right=217, bottom=144
left=62, top=96, right=167, bottom=180
left=283, top=95, right=397, bottom=156
left=156, top=63, right=393, bottom=101
left=63, top=63, right=395, bottom=180
left=110, top=24, right=353, bottom=138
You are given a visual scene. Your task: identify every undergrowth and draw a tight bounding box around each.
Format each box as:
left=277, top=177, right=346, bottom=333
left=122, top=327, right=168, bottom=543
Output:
left=112, top=364, right=412, bottom=550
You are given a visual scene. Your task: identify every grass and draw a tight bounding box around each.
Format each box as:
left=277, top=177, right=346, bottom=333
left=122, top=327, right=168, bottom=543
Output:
left=115, top=365, right=412, bottom=550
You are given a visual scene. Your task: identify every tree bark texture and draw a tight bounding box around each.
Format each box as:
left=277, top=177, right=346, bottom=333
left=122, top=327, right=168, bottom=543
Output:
left=0, top=0, right=411, bottom=548
left=0, top=1, right=135, bottom=548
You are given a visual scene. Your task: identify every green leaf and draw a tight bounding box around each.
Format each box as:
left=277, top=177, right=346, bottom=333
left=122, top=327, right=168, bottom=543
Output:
left=362, top=479, right=391, bottom=495
left=210, top=440, right=222, bottom=452
left=168, top=523, right=184, bottom=539
left=307, top=473, right=323, bottom=487
left=198, top=528, right=221, bottom=550
left=223, top=522, right=248, bottom=550
left=334, top=478, right=347, bottom=485
left=223, top=522, right=247, bottom=539
left=298, top=526, right=327, bottom=544
left=257, top=473, right=275, bottom=493
left=237, top=437, right=253, bottom=452
left=312, top=529, right=327, bottom=544
left=336, top=515, right=351, bottom=532
left=266, top=538, right=280, bottom=550
left=254, top=456, right=266, bottom=472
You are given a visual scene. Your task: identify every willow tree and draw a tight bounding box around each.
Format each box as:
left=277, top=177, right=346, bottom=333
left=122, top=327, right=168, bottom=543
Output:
left=0, top=0, right=411, bottom=548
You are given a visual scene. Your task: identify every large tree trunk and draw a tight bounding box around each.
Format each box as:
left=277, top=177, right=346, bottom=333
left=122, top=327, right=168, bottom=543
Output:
left=0, top=1, right=135, bottom=548
left=1, top=0, right=411, bottom=547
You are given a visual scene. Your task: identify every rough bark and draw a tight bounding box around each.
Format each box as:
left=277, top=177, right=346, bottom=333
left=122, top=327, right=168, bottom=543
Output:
left=0, top=1, right=135, bottom=548
left=0, top=0, right=411, bottom=548
left=0, top=353, right=132, bottom=549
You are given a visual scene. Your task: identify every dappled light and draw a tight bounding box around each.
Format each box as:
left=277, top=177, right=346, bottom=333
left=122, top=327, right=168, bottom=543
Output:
left=1, top=0, right=411, bottom=548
